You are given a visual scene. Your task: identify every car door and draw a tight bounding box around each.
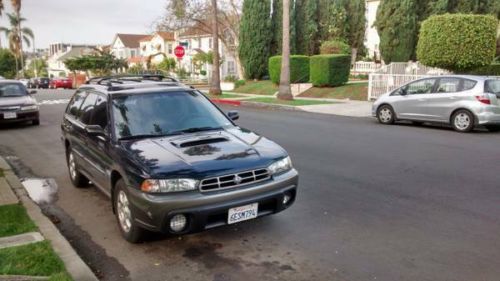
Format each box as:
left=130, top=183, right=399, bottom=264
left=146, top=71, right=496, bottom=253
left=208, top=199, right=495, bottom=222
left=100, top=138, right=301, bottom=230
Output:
left=424, top=77, right=472, bottom=122
left=84, top=92, right=113, bottom=193
left=62, top=90, right=88, bottom=172
left=391, top=78, right=438, bottom=120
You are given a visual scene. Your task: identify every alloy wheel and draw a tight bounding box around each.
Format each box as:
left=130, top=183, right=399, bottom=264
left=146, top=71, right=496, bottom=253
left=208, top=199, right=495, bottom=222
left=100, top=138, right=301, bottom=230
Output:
left=117, top=190, right=132, bottom=233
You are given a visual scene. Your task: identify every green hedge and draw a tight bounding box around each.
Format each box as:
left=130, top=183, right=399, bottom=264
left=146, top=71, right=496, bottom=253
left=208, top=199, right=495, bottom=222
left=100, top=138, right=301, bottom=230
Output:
left=268, top=55, right=310, bottom=84
left=462, top=63, right=500, bottom=76
left=417, top=14, right=498, bottom=72
left=310, top=55, right=351, bottom=87
left=320, top=40, right=351, bottom=55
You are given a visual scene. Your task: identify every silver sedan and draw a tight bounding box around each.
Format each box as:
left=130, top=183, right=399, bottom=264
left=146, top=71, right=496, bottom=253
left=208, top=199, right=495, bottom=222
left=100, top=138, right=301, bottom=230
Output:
left=372, top=75, right=500, bottom=132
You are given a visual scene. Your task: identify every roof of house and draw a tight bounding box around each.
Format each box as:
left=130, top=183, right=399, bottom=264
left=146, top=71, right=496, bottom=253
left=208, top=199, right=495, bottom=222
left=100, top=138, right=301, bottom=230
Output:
left=57, top=46, right=97, bottom=61
left=115, top=34, right=149, bottom=48
left=156, top=31, right=175, bottom=41
left=139, top=35, right=153, bottom=42
left=179, top=22, right=211, bottom=38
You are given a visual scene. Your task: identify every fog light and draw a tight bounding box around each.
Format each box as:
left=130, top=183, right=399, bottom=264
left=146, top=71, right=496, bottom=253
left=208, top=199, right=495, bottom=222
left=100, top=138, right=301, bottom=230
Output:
left=170, top=214, right=187, bottom=232
left=283, top=193, right=292, bottom=205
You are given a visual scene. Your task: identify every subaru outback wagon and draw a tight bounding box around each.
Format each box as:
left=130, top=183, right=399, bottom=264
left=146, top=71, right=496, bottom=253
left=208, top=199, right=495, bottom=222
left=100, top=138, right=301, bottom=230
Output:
left=61, top=75, right=298, bottom=243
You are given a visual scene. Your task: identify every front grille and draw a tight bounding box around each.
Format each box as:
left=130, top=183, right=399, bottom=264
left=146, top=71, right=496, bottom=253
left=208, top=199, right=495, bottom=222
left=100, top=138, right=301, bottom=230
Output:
left=200, top=169, right=271, bottom=192
left=0, top=106, right=20, bottom=112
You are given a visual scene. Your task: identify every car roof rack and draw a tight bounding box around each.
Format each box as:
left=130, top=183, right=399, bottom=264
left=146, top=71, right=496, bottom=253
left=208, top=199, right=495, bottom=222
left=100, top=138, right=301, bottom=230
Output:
left=85, top=74, right=179, bottom=88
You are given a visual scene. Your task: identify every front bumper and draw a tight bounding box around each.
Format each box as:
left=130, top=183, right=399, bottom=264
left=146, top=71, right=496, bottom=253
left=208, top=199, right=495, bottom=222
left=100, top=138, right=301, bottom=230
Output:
left=0, top=111, right=39, bottom=124
left=127, top=169, right=299, bottom=234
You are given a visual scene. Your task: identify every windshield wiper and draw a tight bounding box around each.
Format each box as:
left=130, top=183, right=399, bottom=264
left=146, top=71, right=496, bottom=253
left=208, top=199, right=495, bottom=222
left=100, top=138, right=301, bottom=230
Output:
left=118, top=134, right=168, bottom=141
left=168, top=127, right=223, bottom=135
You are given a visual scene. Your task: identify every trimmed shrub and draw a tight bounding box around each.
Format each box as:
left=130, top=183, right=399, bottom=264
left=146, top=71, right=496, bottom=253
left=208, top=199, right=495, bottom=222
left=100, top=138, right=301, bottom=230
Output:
left=235, top=79, right=246, bottom=88
left=417, top=14, right=498, bottom=72
left=268, top=55, right=310, bottom=84
left=462, top=63, right=500, bottom=76
left=310, top=55, right=351, bottom=87
left=320, top=40, right=351, bottom=55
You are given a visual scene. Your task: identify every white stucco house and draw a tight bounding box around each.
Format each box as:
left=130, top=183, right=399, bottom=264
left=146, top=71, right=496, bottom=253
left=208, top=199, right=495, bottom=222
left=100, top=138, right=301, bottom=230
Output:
left=110, top=34, right=147, bottom=65
left=46, top=44, right=97, bottom=78
left=365, top=0, right=381, bottom=61
left=139, top=31, right=177, bottom=66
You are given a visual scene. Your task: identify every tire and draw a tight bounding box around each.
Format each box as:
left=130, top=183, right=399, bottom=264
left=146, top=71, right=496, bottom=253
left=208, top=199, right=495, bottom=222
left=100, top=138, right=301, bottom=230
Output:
left=67, top=149, right=89, bottom=188
left=412, top=121, right=424, bottom=126
left=485, top=125, right=500, bottom=132
left=114, top=179, right=145, bottom=243
left=32, top=119, right=40, bottom=126
left=377, top=105, right=396, bottom=125
left=451, top=110, right=475, bottom=132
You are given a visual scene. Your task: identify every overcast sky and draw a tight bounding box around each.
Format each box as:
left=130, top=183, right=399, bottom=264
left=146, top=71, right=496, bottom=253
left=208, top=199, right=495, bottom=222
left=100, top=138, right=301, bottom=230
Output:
left=0, top=0, right=166, bottom=49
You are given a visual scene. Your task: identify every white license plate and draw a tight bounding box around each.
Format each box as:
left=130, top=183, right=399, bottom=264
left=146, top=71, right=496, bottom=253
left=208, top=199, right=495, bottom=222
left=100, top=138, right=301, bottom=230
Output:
left=3, top=112, right=17, bottom=119
left=228, top=203, right=258, bottom=224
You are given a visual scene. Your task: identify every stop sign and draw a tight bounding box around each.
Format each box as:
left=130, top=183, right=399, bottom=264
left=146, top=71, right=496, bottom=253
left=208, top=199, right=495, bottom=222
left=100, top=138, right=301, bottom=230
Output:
left=174, top=45, right=185, bottom=59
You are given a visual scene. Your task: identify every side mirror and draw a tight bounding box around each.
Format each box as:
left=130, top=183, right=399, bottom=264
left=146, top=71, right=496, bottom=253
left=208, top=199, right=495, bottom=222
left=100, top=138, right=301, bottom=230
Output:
left=29, top=90, right=37, bottom=95
left=85, top=125, right=105, bottom=137
left=227, top=110, right=239, bottom=121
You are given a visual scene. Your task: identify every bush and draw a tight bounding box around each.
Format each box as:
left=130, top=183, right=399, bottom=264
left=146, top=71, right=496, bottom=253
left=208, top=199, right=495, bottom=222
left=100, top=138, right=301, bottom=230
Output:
left=224, top=75, right=238, bottom=82
left=0, top=49, right=16, bottom=78
left=268, top=55, right=310, bottom=84
left=461, top=63, right=500, bottom=76
left=235, top=80, right=246, bottom=88
left=417, top=14, right=498, bottom=72
left=320, top=40, right=351, bottom=55
left=310, top=55, right=351, bottom=87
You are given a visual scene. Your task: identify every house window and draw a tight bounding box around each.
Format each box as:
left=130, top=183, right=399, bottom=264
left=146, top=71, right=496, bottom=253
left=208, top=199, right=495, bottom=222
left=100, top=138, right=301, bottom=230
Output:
left=168, top=44, right=173, bottom=54
left=197, top=38, right=201, bottom=48
left=227, top=61, right=236, bottom=74
left=209, top=38, right=213, bottom=49
left=130, top=50, right=136, bottom=57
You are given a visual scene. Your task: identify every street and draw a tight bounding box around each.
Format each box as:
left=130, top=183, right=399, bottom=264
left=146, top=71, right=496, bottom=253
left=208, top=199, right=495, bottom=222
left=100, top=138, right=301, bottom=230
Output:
left=1, top=89, right=500, bottom=281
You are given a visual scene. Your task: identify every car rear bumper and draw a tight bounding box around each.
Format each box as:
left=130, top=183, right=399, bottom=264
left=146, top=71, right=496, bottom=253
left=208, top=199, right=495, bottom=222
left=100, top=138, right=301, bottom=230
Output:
left=126, top=169, right=299, bottom=234
left=0, top=111, right=39, bottom=123
left=475, top=107, right=500, bottom=125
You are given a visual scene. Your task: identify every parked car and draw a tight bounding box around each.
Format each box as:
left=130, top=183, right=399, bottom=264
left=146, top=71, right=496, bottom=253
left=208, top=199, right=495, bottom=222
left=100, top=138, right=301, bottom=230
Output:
left=27, top=78, right=38, bottom=89
left=373, top=75, right=500, bottom=132
left=35, top=77, right=51, bottom=89
left=61, top=75, right=298, bottom=243
left=0, top=80, right=39, bottom=125
left=50, top=77, right=73, bottom=89
left=18, top=79, right=29, bottom=87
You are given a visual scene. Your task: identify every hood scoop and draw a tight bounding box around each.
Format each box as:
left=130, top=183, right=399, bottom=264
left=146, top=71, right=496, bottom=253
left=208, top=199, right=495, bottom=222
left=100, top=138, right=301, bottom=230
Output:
left=170, top=135, right=229, bottom=148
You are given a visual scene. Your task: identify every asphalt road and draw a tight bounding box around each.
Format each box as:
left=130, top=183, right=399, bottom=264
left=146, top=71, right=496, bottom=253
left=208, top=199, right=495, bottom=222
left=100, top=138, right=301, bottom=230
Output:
left=1, top=89, right=500, bottom=281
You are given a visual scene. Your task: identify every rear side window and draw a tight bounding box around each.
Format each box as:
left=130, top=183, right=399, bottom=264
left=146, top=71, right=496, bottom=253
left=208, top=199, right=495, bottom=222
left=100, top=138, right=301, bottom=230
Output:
left=79, top=93, right=99, bottom=125
left=66, top=91, right=87, bottom=117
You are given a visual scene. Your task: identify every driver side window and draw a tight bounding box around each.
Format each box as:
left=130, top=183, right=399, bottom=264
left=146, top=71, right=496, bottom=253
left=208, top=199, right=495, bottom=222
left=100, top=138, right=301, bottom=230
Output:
left=404, top=79, right=437, bottom=95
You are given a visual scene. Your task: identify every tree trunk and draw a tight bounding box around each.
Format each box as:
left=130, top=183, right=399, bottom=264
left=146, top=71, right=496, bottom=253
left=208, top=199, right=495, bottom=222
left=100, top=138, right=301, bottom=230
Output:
left=351, top=47, right=358, bottom=66
left=209, top=0, right=222, bottom=95
left=277, top=0, right=293, bottom=100
left=17, top=11, right=24, bottom=78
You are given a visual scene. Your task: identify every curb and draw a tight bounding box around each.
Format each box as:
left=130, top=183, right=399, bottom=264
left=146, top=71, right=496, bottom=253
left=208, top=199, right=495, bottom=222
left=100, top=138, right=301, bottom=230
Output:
left=0, top=157, right=98, bottom=281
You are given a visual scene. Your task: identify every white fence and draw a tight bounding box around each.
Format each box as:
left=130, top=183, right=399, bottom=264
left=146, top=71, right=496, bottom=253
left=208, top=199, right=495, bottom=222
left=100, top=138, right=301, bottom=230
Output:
left=367, top=62, right=450, bottom=100
left=351, top=62, right=382, bottom=74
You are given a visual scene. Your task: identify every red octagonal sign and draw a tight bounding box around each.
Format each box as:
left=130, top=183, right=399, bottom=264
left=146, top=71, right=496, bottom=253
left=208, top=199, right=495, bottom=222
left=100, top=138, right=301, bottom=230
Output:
left=174, top=45, right=185, bottom=59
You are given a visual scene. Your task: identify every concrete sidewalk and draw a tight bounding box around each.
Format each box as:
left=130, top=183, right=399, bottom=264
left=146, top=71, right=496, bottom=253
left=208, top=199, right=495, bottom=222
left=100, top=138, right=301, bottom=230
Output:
left=0, top=157, right=98, bottom=281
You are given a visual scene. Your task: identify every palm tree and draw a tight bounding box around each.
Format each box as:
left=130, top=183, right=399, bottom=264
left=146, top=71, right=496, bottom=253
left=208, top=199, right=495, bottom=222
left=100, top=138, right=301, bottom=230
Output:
left=10, top=0, right=25, bottom=75
left=277, top=0, right=293, bottom=100
left=0, top=13, right=34, bottom=76
left=209, top=0, right=222, bottom=95
left=0, top=0, right=4, bottom=48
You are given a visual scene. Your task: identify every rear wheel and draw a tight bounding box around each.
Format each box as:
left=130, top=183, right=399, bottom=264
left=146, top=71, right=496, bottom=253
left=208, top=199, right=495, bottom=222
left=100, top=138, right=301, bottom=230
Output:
left=485, top=125, right=500, bottom=132
left=451, top=110, right=474, bottom=132
left=377, top=105, right=395, bottom=125
left=67, top=149, right=89, bottom=188
left=114, top=179, right=145, bottom=243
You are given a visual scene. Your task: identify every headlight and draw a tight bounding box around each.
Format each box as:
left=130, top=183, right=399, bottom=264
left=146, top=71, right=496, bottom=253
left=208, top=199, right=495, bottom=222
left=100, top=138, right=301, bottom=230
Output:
left=268, top=156, right=292, bottom=175
left=141, top=178, right=198, bottom=193
left=21, top=104, right=38, bottom=111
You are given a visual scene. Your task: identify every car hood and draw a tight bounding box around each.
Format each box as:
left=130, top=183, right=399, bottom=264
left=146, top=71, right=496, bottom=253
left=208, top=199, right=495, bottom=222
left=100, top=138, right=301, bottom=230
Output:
left=0, top=95, right=35, bottom=107
left=120, top=127, right=287, bottom=178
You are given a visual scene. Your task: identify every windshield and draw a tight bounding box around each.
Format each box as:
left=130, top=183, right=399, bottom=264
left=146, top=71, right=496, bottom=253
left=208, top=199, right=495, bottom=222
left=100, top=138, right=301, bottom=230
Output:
left=112, top=91, right=233, bottom=140
left=486, top=80, right=500, bottom=95
left=0, top=83, right=27, bottom=98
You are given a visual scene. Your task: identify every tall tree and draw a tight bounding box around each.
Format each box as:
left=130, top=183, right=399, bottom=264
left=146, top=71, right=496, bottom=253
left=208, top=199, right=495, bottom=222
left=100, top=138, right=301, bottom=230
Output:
left=238, top=0, right=271, bottom=79
left=0, top=13, right=33, bottom=76
left=209, top=0, right=222, bottom=95
left=10, top=0, right=24, bottom=75
left=345, top=0, right=366, bottom=64
left=270, top=0, right=282, bottom=56
left=278, top=0, right=293, bottom=100
left=295, top=0, right=319, bottom=55
left=375, top=0, right=418, bottom=63
left=0, top=0, right=3, bottom=48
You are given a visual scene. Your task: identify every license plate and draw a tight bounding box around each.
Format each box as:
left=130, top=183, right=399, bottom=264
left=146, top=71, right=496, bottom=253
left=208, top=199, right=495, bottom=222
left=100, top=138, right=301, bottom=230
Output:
left=228, top=203, right=258, bottom=224
left=3, top=112, right=17, bottom=119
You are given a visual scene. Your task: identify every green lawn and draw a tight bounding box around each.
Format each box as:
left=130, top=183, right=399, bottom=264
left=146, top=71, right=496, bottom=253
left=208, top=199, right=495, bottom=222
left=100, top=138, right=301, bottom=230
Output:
left=0, top=204, right=37, bottom=238
left=299, top=82, right=368, bottom=100
left=245, top=97, right=335, bottom=106
left=206, top=92, right=244, bottom=99
left=232, top=80, right=278, bottom=95
left=0, top=241, right=71, bottom=280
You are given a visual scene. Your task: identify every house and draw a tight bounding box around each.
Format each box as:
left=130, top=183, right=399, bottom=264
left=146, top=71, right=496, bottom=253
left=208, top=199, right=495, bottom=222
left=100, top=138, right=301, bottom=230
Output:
left=139, top=31, right=177, bottom=66
left=46, top=44, right=97, bottom=78
left=365, top=0, right=381, bottom=61
left=110, top=33, right=147, bottom=65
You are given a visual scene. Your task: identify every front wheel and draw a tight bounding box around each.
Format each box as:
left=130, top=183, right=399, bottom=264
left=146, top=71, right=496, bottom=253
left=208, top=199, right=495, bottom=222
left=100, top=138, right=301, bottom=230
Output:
left=114, top=179, right=145, bottom=243
left=451, top=110, right=474, bottom=132
left=377, top=105, right=395, bottom=125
